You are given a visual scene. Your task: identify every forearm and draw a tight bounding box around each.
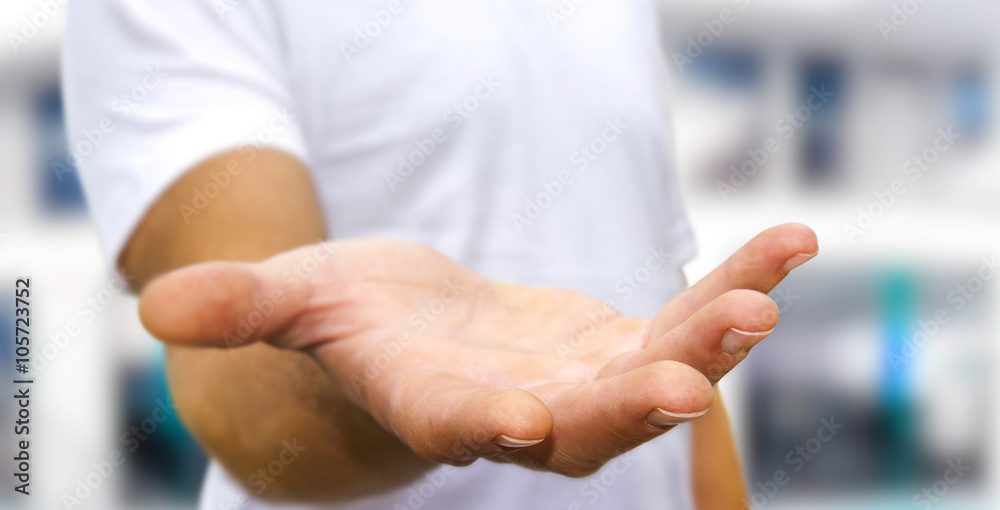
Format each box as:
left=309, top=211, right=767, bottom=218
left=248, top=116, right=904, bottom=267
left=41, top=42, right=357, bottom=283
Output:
left=164, top=345, right=430, bottom=502
left=123, top=149, right=431, bottom=502
left=691, top=389, right=748, bottom=510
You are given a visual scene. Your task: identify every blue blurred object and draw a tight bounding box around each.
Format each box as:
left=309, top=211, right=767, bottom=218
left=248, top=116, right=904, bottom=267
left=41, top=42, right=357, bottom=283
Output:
left=877, top=270, right=919, bottom=486
left=799, top=59, right=844, bottom=185
left=119, top=348, right=207, bottom=505
left=36, top=86, right=87, bottom=215
left=953, top=68, right=990, bottom=142
left=686, top=48, right=763, bottom=91
left=747, top=263, right=991, bottom=506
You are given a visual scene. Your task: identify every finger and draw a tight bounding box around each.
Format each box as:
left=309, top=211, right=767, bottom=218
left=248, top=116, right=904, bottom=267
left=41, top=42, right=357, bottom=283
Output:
left=650, top=223, right=816, bottom=336
left=607, top=289, right=779, bottom=383
left=518, top=361, right=713, bottom=477
left=138, top=254, right=311, bottom=348
left=375, top=370, right=554, bottom=466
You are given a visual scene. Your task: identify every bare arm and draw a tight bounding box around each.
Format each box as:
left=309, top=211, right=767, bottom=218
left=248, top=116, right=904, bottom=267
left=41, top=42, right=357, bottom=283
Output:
left=125, top=148, right=816, bottom=504
left=692, top=390, right=749, bottom=510
left=122, top=149, right=432, bottom=502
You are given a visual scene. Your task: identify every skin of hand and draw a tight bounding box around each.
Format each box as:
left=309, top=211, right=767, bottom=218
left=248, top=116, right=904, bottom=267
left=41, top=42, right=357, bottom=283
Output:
left=139, top=223, right=817, bottom=477
left=693, top=391, right=747, bottom=509
left=124, top=149, right=816, bottom=502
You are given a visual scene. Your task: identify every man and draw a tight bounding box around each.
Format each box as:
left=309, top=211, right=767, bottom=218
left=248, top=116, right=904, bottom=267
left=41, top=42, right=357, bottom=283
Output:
left=63, top=1, right=817, bottom=509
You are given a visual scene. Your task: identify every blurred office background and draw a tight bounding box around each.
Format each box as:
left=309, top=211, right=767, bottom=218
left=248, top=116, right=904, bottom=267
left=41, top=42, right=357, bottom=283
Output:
left=661, top=1, right=1000, bottom=509
left=0, top=2, right=206, bottom=510
left=1, top=0, right=998, bottom=509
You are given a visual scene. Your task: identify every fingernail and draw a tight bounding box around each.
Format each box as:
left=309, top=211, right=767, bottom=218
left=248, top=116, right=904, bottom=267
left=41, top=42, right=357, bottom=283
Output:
left=646, top=408, right=709, bottom=428
left=783, top=252, right=817, bottom=273
left=721, top=327, right=773, bottom=356
left=493, top=435, right=545, bottom=448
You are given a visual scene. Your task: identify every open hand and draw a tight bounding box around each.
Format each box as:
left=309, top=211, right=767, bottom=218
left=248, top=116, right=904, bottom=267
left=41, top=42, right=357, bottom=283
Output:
left=139, top=224, right=817, bottom=476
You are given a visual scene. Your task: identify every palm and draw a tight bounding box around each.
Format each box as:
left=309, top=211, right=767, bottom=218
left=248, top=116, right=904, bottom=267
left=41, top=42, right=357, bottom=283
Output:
left=301, top=241, right=641, bottom=384
left=141, top=225, right=817, bottom=476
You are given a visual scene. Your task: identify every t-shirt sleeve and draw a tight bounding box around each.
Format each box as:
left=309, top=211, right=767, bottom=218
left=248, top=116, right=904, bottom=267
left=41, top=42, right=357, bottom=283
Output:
left=62, top=0, right=308, bottom=268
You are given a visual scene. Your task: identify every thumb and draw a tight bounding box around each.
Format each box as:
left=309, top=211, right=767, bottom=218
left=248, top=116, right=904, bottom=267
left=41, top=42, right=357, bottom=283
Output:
left=139, top=258, right=309, bottom=348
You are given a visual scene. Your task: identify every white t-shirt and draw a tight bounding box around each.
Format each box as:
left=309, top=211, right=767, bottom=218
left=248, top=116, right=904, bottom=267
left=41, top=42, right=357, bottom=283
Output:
left=63, top=1, right=698, bottom=509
